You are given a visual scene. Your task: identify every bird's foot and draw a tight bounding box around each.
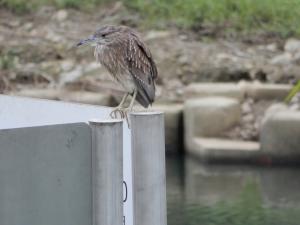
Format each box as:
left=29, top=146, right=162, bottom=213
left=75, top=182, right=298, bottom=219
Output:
left=110, top=107, right=132, bottom=128
left=110, top=107, right=126, bottom=119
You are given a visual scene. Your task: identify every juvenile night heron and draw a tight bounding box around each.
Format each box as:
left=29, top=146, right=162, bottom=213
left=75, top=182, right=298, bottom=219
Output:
left=77, top=25, right=157, bottom=119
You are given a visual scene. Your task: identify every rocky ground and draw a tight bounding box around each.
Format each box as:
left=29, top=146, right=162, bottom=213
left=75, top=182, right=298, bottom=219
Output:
left=0, top=3, right=299, bottom=141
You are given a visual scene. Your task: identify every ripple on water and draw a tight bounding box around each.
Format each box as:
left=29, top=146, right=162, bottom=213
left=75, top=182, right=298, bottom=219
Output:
left=166, top=155, right=300, bottom=225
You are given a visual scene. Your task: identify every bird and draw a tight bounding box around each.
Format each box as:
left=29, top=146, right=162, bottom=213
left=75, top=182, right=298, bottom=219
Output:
left=76, top=25, right=157, bottom=119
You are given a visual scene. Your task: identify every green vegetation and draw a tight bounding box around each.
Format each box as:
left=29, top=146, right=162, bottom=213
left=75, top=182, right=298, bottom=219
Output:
left=0, top=50, right=18, bottom=70
left=1, top=0, right=300, bottom=36
left=285, top=80, right=300, bottom=103
left=0, top=0, right=109, bottom=12
left=127, top=0, right=300, bottom=37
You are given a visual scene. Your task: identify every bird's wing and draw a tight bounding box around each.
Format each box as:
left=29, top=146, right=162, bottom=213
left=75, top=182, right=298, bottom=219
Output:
left=126, top=36, right=157, bottom=106
left=134, top=37, right=157, bottom=79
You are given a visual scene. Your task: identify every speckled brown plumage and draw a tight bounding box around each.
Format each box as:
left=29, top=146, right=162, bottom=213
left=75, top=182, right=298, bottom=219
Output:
left=77, top=25, right=157, bottom=109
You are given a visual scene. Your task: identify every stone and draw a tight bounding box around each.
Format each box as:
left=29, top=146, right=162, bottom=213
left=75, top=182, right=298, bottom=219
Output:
left=83, top=62, right=101, bottom=73
left=13, top=89, right=60, bottom=100
left=270, top=53, right=293, bottom=65
left=241, top=82, right=292, bottom=100
left=184, top=97, right=241, bottom=151
left=265, top=43, right=278, bottom=52
left=284, top=38, right=300, bottom=54
left=60, top=60, right=75, bottom=72
left=178, top=55, right=189, bottom=65
left=292, top=51, right=300, bottom=64
left=184, top=83, right=244, bottom=102
left=187, top=137, right=260, bottom=162
left=52, top=10, right=68, bottom=21
left=260, top=107, right=300, bottom=160
left=8, top=20, right=20, bottom=27
left=59, top=66, right=83, bottom=86
left=264, top=103, right=288, bottom=118
left=242, top=114, right=255, bottom=123
left=59, top=91, right=113, bottom=106
left=151, top=104, right=183, bottom=153
left=144, top=30, right=171, bottom=41
left=289, top=103, right=300, bottom=111
left=165, top=78, right=184, bottom=90
left=40, top=61, right=61, bottom=80
left=289, top=93, right=300, bottom=111
left=23, top=22, right=33, bottom=31
left=241, top=101, right=252, bottom=114
left=46, top=30, right=63, bottom=43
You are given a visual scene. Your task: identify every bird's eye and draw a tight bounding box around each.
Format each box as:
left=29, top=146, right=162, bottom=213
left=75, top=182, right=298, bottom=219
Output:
left=102, top=34, right=106, bottom=38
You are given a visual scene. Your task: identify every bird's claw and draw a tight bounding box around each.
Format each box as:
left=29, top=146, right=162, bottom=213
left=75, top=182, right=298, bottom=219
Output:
left=110, top=107, right=131, bottom=128
left=110, top=108, right=125, bottom=119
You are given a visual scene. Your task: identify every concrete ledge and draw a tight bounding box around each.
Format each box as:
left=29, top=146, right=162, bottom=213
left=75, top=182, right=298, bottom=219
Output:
left=59, top=90, right=112, bottom=106
left=184, top=97, right=241, bottom=142
left=13, top=89, right=113, bottom=106
left=13, top=88, right=60, bottom=100
left=261, top=108, right=300, bottom=159
left=184, top=82, right=292, bottom=102
left=239, top=82, right=292, bottom=100
left=151, top=104, right=184, bottom=153
left=187, top=137, right=260, bottom=163
left=184, top=83, right=244, bottom=102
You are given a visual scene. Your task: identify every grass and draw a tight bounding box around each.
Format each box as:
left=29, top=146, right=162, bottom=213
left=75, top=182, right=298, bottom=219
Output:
left=1, top=0, right=300, bottom=37
left=0, top=50, right=18, bottom=70
left=126, top=0, right=300, bottom=37
left=285, top=80, right=300, bottom=103
left=0, top=0, right=110, bottom=12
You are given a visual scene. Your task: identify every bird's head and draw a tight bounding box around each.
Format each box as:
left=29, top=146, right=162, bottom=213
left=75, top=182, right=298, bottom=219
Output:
left=76, top=25, right=125, bottom=47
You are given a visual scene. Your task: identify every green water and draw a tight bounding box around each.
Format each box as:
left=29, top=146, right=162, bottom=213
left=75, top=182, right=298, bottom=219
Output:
left=166, top=155, right=300, bottom=225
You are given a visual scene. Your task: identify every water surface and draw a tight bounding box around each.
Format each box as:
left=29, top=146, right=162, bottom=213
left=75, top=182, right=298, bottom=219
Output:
left=166, top=155, right=300, bottom=225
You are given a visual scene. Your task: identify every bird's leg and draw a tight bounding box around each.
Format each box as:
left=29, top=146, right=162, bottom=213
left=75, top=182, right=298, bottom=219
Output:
left=109, top=90, right=137, bottom=128
left=110, top=93, right=129, bottom=119
left=122, top=89, right=137, bottom=125
left=118, top=93, right=129, bottom=108
left=128, top=89, right=137, bottom=111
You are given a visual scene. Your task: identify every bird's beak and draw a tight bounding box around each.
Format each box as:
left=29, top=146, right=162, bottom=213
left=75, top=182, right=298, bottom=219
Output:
left=76, top=35, right=96, bottom=47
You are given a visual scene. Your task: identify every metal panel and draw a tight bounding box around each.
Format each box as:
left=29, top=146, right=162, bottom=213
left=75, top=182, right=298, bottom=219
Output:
left=90, top=120, right=123, bottom=225
left=0, top=123, right=92, bottom=225
left=0, top=94, right=111, bottom=129
left=0, top=95, right=134, bottom=225
left=130, top=112, right=167, bottom=225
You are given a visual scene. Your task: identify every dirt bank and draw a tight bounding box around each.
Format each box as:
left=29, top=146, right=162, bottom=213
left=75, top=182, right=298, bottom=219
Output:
left=0, top=4, right=299, bottom=141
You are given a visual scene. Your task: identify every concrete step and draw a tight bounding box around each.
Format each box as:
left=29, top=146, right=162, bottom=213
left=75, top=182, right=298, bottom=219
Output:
left=188, top=137, right=260, bottom=162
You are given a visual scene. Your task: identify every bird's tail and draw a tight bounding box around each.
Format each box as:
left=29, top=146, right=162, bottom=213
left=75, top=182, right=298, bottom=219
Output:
left=135, top=88, right=154, bottom=108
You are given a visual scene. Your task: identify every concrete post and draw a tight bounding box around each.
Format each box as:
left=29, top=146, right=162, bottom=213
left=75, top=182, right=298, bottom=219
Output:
left=130, top=112, right=167, bottom=225
left=89, top=119, right=123, bottom=225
